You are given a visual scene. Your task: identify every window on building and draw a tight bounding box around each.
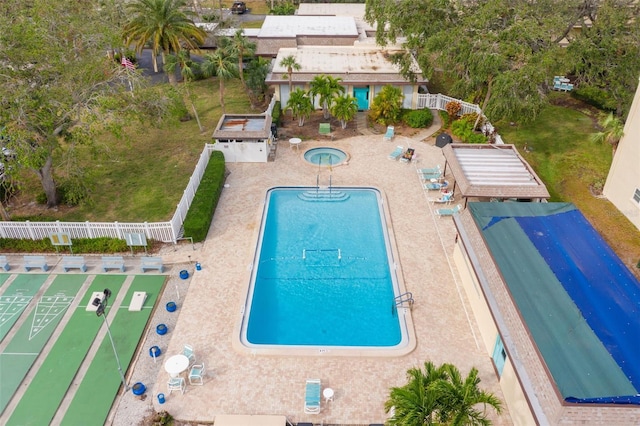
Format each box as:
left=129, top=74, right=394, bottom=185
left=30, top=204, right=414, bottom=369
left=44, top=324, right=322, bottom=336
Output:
left=633, top=188, right=640, bottom=205
left=492, top=334, right=507, bottom=377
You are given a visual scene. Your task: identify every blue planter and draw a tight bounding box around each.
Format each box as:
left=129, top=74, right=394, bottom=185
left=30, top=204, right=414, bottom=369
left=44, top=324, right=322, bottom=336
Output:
left=132, top=382, right=146, bottom=396
left=149, top=345, right=161, bottom=358
left=179, top=269, right=189, bottom=279
left=156, top=324, right=168, bottom=335
left=166, top=302, right=177, bottom=312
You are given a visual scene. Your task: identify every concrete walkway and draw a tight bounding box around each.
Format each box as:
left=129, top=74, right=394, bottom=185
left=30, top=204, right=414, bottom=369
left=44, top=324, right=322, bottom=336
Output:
left=105, top=122, right=513, bottom=425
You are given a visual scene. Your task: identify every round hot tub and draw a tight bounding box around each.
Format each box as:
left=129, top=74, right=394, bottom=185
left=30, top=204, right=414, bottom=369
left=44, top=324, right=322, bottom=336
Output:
left=303, top=147, right=348, bottom=167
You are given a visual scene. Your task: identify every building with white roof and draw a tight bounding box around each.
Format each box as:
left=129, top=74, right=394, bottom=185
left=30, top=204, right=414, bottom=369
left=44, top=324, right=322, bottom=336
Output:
left=266, top=45, right=427, bottom=111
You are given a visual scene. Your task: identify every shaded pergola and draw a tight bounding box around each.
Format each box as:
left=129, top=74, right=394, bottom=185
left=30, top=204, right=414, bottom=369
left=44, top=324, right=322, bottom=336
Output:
left=441, top=143, right=550, bottom=206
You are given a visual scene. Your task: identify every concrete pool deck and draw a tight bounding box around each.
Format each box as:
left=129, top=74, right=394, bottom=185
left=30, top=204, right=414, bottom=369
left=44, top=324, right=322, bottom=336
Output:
left=112, top=133, right=514, bottom=425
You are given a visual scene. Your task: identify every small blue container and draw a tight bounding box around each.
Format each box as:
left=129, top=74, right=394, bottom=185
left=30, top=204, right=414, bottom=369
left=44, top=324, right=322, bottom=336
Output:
left=149, top=345, right=161, bottom=358
left=157, top=393, right=165, bottom=404
left=195, top=262, right=202, bottom=271
left=132, top=382, right=146, bottom=396
left=179, top=269, right=189, bottom=279
left=156, top=323, right=168, bottom=335
left=166, top=301, right=177, bottom=312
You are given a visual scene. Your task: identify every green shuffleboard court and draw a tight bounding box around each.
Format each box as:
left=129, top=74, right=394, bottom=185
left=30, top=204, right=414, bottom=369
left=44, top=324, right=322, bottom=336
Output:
left=6, top=275, right=127, bottom=426
left=0, top=274, right=87, bottom=413
left=0, top=274, right=49, bottom=342
left=61, top=275, right=165, bottom=426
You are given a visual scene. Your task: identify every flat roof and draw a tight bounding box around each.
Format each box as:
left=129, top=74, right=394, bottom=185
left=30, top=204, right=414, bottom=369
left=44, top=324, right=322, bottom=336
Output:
left=266, top=46, right=425, bottom=84
left=442, top=143, right=550, bottom=199
left=212, top=114, right=272, bottom=140
left=258, top=16, right=358, bottom=38
left=462, top=202, right=640, bottom=404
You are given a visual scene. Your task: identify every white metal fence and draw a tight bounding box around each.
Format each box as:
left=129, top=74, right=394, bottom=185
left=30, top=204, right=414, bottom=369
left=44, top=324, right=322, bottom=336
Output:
left=417, top=93, right=481, bottom=115
left=0, top=144, right=217, bottom=244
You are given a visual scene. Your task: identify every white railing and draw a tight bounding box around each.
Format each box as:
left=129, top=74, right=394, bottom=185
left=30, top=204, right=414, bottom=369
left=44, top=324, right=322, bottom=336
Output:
left=417, top=93, right=481, bottom=115
left=0, top=144, right=217, bottom=244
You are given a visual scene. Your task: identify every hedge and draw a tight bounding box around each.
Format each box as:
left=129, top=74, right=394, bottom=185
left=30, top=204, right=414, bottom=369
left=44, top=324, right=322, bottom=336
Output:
left=182, top=150, right=226, bottom=242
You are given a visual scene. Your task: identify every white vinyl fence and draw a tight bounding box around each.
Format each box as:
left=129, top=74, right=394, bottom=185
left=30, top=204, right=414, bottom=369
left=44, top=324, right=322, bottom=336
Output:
left=0, top=144, right=218, bottom=244
left=417, top=93, right=481, bottom=116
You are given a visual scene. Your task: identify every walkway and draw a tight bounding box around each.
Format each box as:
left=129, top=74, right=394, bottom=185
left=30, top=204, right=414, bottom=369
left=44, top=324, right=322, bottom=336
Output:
left=108, top=128, right=512, bottom=425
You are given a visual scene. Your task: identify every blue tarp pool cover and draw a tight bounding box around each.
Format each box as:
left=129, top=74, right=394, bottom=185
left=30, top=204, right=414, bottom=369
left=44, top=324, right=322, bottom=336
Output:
left=471, top=202, right=640, bottom=405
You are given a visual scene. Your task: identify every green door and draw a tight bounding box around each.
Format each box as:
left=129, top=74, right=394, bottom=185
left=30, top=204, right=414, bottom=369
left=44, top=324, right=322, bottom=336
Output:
left=353, top=87, right=369, bottom=111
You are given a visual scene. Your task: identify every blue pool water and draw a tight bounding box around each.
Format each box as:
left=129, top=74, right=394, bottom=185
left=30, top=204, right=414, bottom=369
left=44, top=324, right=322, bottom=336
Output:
left=303, top=147, right=347, bottom=166
left=242, top=187, right=406, bottom=349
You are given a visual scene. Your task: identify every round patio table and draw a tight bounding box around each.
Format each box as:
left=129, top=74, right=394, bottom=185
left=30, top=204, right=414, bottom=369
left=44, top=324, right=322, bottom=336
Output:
left=164, top=354, right=189, bottom=378
left=289, top=137, right=302, bottom=151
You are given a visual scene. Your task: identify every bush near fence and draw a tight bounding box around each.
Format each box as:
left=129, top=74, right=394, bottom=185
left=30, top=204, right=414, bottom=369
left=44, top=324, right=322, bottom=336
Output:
left=0, top=236, right=134, bottom=254
left=182, top=150, right=226, bottom=242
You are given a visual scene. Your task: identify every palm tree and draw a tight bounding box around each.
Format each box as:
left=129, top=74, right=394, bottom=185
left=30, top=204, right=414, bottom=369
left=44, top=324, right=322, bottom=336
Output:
left=590, top=112, right=624, bottom=156
left=279, top=54, right=301, bottom=93
left=434, top=364, right=502, bottom=426
left=229, top=29, right=256, bottom=92
left=123, top=0, right=206, bottom=73
left=309, top=75, right=345, bottom=119
left=164, top=51, right=204, bottom=131
left=201, top=39, right=238, bottom=114
left=385, top=361, right=502, bottom=426
left=331, top=94, right=358, bottom=129
left=286, top=88, right=313, bottom=127
left=385, top=361, right=450, bottom=426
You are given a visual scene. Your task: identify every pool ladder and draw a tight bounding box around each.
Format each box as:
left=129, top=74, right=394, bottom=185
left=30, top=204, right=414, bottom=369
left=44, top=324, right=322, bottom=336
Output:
left=316, top=174, right=333, bottom=195
left=392, top=292, right=414, bottom=315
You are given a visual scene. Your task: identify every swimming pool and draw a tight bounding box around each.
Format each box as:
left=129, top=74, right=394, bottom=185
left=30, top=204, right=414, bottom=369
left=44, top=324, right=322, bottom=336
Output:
left=238, top=187, right=414, bottom=356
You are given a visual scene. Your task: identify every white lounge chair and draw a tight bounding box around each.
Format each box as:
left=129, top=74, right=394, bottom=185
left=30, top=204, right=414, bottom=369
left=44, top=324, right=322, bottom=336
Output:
left=304, top=379, right=321, bottom=414
left=388, top=145, right=403, bottom=160
left=417, top=165, right=441, bottom=175
left=436, top=204, right=462, bottom=217
left=383, top=125, right=395, bottom=141
left=428, top=191, right=454, bottom=204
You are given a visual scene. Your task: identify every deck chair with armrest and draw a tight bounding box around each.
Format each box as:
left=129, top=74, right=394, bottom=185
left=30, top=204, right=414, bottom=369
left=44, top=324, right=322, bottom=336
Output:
left=400, top=148, right=415, bottom=163
left=428, top=191, right=454, bottom=204
left=435, top=204, right=462, bottom=217
left=382, top=125, right=395, bottom=141
left=304, top=379, right=322, bottom=414
left=417, top=165, right=441, bottom=175
left=388, top=145, right=403, bottom=160
left=423, top=180, right=449, bottom=191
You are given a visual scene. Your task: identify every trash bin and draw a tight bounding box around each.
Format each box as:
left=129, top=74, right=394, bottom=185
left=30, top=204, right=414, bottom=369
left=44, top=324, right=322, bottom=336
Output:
left=195, top=262, right=201, bottom=271
left=157, top=393, right=166, bottom=404
left=270, top=123, right=278, bottom=139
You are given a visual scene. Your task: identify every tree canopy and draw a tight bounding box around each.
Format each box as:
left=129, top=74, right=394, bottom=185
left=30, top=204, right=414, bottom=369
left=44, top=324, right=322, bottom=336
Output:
left=365, top=0, right=640, bottom=123
left=0, top=0, right=177, bottom=208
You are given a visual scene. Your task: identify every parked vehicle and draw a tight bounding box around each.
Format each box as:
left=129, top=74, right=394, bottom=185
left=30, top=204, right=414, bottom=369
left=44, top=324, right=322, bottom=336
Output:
left=231, top=1, right=247, bottom=14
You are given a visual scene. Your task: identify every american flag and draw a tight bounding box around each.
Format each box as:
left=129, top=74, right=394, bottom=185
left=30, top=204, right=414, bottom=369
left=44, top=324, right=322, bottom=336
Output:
left=121, top=56, right=135, bottom=71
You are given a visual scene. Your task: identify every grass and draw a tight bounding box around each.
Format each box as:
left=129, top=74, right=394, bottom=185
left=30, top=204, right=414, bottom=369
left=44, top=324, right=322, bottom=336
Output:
left=10, top=78, right=250, bottom=222
left=497, top=92, right=640, bottom=275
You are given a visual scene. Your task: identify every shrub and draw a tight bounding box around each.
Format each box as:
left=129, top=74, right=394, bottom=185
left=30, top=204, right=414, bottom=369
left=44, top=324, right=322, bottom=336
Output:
left=439, top=110, right=451, bottom=128
left=182, top=150, right=226, bottom=242
left=272, top=101, right=283, bottom=126
left=571, top=86, right=616, bottom=112
left=445, top=101, right=462, bottom=118
left=451, top=115, right=487, bottom=144
left=402, top=109, right=433, bottom=128
left=0, top=236, right=134, bottom=253
left=368, top=85, right=403, bottom=126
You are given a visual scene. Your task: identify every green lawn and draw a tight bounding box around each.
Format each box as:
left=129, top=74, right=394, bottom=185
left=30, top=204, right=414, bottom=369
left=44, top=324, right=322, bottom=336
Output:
left=497, top=93, right=640, bottom=275
left=12, top=79, right=250, bottom=222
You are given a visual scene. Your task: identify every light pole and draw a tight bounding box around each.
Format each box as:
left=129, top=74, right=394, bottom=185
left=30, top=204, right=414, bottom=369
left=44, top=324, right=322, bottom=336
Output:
left=93, top=288, right=129, bottom=391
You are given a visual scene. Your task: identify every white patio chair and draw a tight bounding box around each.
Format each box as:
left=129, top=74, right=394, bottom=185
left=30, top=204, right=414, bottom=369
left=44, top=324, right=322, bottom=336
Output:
left=168, top=377, right=185, bottom=394
left=188, top=363, right=206, bottom=385
left=182, top=344, right=196, bottom=365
